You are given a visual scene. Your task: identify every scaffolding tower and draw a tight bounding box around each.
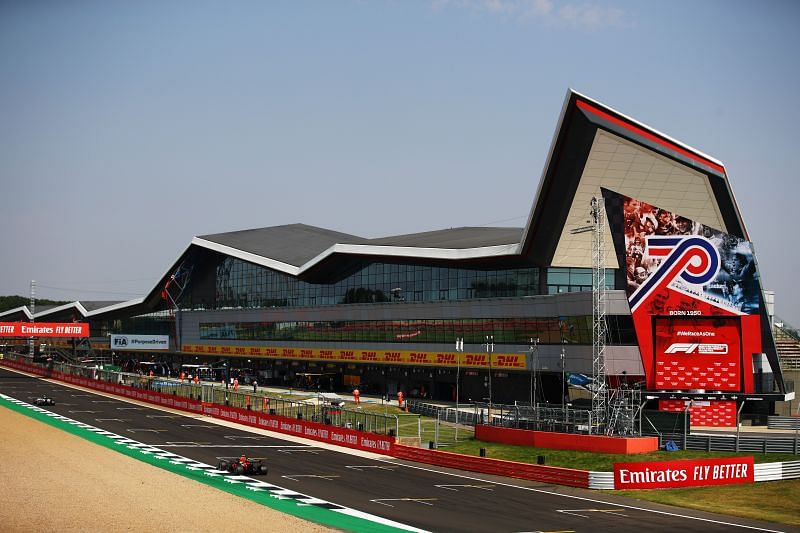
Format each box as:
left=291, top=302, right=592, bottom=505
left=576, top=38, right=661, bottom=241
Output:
left=589, top=197, right=609, bottom=433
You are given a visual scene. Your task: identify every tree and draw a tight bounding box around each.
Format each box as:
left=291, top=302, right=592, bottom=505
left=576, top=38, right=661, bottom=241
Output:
left=0, top=295, right=69, bottom=314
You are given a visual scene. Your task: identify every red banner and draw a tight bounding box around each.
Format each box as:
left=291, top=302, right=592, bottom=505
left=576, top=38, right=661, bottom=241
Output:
left=614, top=456, right=754, bottom=489
left=0, top=322, right=89, bottom=337
left=654, top=317, right=742, bottom=391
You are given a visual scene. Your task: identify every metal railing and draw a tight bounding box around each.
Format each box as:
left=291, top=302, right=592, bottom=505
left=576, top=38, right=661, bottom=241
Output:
left=644, top=431, right=800, bottom=455
left=6, top=355, right=402, bottom=438
left=472, top=401, right=598, bottom=434
left=767, top=416, right=800, bottom=430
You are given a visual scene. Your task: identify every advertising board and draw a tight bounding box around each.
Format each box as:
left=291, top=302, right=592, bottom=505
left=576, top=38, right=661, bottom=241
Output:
left=111, top=334, right=170, bottom=351
left=603, top=191, right=763, bottom=395
left=0, top=322, right=89, bottom=337
left=654, top=316, right=741, bottom=391
left=614, top=456, right=754, bottom=489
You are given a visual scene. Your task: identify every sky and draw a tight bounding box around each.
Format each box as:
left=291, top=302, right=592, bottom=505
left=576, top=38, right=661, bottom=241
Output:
left=1, top=0, right=799, bottom=326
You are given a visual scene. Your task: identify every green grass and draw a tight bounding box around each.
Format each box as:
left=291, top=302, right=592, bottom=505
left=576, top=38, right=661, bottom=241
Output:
left=617, top=479, right=800, bottom=526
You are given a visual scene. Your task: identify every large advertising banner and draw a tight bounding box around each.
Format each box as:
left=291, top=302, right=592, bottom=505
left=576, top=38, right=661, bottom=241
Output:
left=654, top=317, right=741, bottom=391
left=622, top=198, right=759, bottom=315
left=603, top=191, right=763, bottom=394
left=181, top=344, right=527, bottom=369
left=0, top=322, right=89, bottom=337
left=614, top=456, right=754, bottom=489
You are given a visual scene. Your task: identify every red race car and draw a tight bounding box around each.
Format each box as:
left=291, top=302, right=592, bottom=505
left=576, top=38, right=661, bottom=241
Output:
left=217, top=455, right=268, bottom=475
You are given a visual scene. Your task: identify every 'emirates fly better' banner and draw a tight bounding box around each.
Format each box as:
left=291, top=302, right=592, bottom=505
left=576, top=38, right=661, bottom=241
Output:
left=614, top=456, right=754, bottom=489
left=0, top=322, right=89, bottom=337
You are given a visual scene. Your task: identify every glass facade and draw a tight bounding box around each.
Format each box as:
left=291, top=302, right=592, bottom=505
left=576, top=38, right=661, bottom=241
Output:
left=91, top=310, right=173, bottom=337
left=546, top=267, right=615, bottom=294
left=199, top=315, right=637, bottom=345
left=209, top=258, right=542, bottom=309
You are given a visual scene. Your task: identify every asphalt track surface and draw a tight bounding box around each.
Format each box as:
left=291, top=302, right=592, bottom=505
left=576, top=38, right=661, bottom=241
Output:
left=1, top=368, right=793, bottom=533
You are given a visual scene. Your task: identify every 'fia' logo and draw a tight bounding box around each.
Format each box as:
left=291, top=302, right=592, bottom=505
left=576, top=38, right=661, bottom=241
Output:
left=113, top=337, right=128, bottom=347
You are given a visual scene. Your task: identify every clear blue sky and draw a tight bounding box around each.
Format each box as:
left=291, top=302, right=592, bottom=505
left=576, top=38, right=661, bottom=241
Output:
left=2, top=1, right=798, bottom=326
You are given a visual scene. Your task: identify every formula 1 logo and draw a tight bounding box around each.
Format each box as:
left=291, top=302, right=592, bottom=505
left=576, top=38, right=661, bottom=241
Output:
left=664, top=343, right=728, bottom=355
left=630, top=236, right=720, bottom=311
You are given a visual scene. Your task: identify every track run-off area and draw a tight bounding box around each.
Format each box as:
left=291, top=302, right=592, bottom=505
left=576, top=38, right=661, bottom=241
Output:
left=0, top=367, right=792, bottom=533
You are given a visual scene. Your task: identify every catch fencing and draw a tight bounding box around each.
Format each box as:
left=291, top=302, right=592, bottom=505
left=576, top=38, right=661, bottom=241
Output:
left=4, top=355, right=401, bottom=438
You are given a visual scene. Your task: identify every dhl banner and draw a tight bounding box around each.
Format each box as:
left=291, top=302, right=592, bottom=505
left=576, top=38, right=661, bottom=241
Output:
left=180, top=344, right=527, bottom=369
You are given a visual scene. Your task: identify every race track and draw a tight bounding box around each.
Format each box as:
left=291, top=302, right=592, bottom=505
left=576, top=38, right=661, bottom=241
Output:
left=0, top=368, right=790, bottom=533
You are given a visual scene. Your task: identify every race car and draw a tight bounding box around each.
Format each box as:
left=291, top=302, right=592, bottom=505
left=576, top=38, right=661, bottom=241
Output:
left=33, top=396, right=55, bottom=406
left=217, top=455, right=268, bottom=475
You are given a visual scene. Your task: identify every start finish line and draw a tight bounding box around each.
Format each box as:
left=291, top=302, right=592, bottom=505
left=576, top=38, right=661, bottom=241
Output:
left=0, top=322, right=89, bottom=337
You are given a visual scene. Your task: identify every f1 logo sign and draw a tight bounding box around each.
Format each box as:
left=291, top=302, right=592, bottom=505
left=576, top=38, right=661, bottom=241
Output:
left=664, top=343, right=728, bottom=354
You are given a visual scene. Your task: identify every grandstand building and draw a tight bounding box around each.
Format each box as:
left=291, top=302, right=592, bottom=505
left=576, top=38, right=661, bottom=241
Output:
left=1, top=90, right=792, bottom=426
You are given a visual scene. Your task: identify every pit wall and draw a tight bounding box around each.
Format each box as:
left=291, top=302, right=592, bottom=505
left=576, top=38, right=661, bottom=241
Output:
left=475, top=424, right=659, bottom=454
left=0, top=359, right=393, bottom=455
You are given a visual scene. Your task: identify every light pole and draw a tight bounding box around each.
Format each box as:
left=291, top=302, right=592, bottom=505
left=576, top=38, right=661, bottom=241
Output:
left=529, top=338, right=539, bottom=408
left=560, top=347, right=566, bottom=412
left=486, top=335, right=494, bottom=420
left=455, top=337, right=463, bottom=441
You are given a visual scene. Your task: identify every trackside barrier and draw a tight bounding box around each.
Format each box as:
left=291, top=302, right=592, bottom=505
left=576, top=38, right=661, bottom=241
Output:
left=0, top=359, right=393, bottom=455
left=3, top=356, right=400, bottom=437
left=588, top=471, right=615, bottom=489
left=392, top=444, right=590, bottom=488
left=754, top=460, right=800, bottom=482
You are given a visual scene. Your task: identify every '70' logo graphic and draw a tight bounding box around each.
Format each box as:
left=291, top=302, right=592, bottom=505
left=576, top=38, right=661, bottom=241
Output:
left=630, top=236, right=720, bottom=312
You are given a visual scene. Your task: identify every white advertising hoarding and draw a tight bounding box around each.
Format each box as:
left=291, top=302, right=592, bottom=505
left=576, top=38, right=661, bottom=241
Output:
left=110, top=334, right=169, bottom=351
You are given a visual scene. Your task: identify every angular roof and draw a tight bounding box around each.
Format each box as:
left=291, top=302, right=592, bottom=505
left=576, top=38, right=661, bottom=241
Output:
left=368, top=227, right=523, bottom=249
left=0, top=301, right=127, bottom=321
left=199, top=224, right=369, bottom=268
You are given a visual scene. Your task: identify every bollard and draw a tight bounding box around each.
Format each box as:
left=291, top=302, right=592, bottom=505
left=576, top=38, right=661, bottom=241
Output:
left=537, top=455, right=546, bottom=465
left=479, top=447, right=486, bottom=457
